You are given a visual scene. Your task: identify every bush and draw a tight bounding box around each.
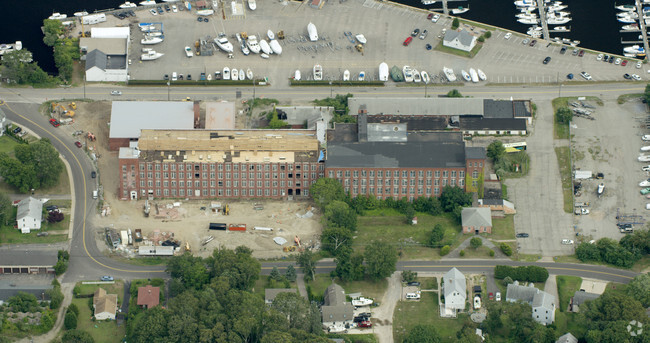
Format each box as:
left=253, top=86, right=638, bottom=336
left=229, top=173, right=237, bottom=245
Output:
left=460, top=250, right=465, bottom=257
left=494, top=265, right=549, bottom=283
left=478, top=36, right=485, bottom=43
left=402, top=270, right=418, bottom=283
left=500, top=243, right=513, bottom=256
left=470, top=237, right=482, bottom=249
left=47, top=287, right=64, bottom=309
left=489, top=249, right=495, bottom=257
left=64, top=311, right=77, bottom=330
left=62, top=329, right=95, bottom=343
left=485, top=31, right=492, bottom=38
left=440, top=245, right=451, bottom=256
left=451, top=18, right=460, bottom=30
left=54, top=260, right=68, bottom=275
left=68, top=303, right=80, bottom=317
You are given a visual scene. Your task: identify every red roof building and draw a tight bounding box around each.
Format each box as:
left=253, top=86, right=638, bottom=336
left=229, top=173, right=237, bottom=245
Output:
left=136, top=285, right=160, bottom=309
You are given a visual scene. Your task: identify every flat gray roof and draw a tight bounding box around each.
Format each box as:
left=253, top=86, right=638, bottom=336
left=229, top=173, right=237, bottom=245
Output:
left=349, top=97, right=484, bottom=116
left=80, top=38, right=127, bottom=55
left=0, top=249, right=57, bottom=267
left=109, top=101, right=195, bottom=139
left=205, top=101, right=235, bottom=130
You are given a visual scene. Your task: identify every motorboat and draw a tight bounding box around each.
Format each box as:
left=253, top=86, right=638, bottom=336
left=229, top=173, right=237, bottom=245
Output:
left=421, top=71, right=430, bottom=84
left=307, top=22, right=319, bottom=42
left=351, top=297, right=373, bottom=307
left=140, top=24, right=156, bottom=32
left=616, top=4, right=636, bottom=11
left=358, top=71, right=365, bottom=81
left=223, top=67, right=230, bottom=80
left=421, top=0, right=436, bottom=5
left=554, top=26, right=569, bottom=31
left=141, top=50, right=164, bottom=60
left=260, top=53, right=270, bottom=59
left=328, top=325, right=346, bottom=333
left=624, top=45, right=645, bottom=54
left=443, top=67, right=456, bottom=82
left=294, top=70, right=301, bottom=81
left=147, top=32, right=164, bottom=37
left=48, top=13, right=67, bottom=20
left=184, top=46, right=193, bottom=57
left=547, top=15, right=571, bottom=24
left=618, top=15, right=637, bottom=23
left=212, top=0, right=219, bottom=9
left=241, top=43, right=250, bottom=55
left=140, top=0, right=156, bottom=5
left=379, top=62, right=388, bottom=82
left=461, top=70, right=471, bottom=82
left=343, top=70, right=350, bottom=81
left=403, top=66, right=414, bottom=82
left=356, top=34, right=367, bottom=44
left=451, top=6, right=469, bottom=14
left=313, top=64, right=323, bottom=81
left=246, top=68, right=253, bottom=80
left=207, top=73, right=212, bottom=80
left=469, top=68, right=479, bottom=83
left=197, top=9, right=214, bottom=15
left=260, top=39, right=272, bottom=54
left=239, top=69, right=245, bottom=81
left=74, top=11, right=89, bottom=17
left=248, top=0, right=257, bottom=10
left=141, top=36, right=164, bottom=44
left=247, top=35, right=261, bottom=54
left=514, top=0, right=536, bottom=7
left=267, top=30, right=275, bottom=40
left=120, top=2, right=137, bottom=8
left=477, top=69, right=487, bottom=81
left=623, top=23, right=640, bottom=30
left=269, top=40, right=282, bottom=54
left=518, top=17, right=539, bottom=24
left=412, top=69, right=422, bottom=83
left=232, top=68, right=239, bottom=81
left=618, top=11, right=639, bottom=18
left=390, top=65, right=404, bottom=82
left=516, top=13, right=538, bottom=19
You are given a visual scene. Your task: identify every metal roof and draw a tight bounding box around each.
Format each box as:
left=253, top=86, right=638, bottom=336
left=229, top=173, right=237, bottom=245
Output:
left=85, top=49, right=107, bottom=71
left=443, top=268, right=466, bottom=299
left=109, top=101, right=195, bottom=139
left=17, top=197, right=42, bottom=223
left=461, top=207, right=492, bottom=227
left=460, top=118, right=528, bottom=131
left=348, top=98, right=484, bottom=117
left=80, top=38, right=126, bottom=55
left=571, top=290, right=599, bottom=306
left=443, top=29, right=476, bottom=47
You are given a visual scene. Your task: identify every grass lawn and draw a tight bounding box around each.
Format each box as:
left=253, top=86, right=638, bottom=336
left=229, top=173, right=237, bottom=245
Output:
left=75, top=281, right=125, bottom=303
left=435, top=41, right=483, bottom=58
left=393, top=292, right=469, bottom=343
left=71, top=297, right=125, bottom=343
left=460, top=246, right=494, bottom=258
left=555, top=147, right=573, bottom=213
left=356, top=211, right=461, bottom=260
left=306, top=274, right=388, bottom=301
left=556, top=276, right=582, bottom=312
left=0, top=135, right=21, bottom=156
left=487, top=215, right=515, bottom=241
left=554, top=311, right=587, bottom=339
left=418, top=277, right=438, bottom=290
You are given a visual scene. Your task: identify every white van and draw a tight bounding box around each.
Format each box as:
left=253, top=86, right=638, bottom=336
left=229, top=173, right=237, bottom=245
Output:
left=172, top=72, right=177, bottom=81
left=405, top=293, right=420, bottom=300
left=92, top=190, right=98, bottom=199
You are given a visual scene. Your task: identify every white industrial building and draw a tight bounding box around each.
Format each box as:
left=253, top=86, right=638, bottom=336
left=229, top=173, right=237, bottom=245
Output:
left=83, top=27, right=130, bottom=82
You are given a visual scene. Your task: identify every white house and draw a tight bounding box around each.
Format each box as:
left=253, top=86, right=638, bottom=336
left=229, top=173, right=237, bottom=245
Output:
left=85, top=49, right=128, bottom=82
left=16, top=197, right=42, bottom=233
left=443, top=29, right=477, bottom=52
left=93, top=288, right=118, bottom=320
left=443, top=267, right=467, bottom=312
left=0, top=107, right=6, bottom=136
left=506, top=281, right=556, bottom=325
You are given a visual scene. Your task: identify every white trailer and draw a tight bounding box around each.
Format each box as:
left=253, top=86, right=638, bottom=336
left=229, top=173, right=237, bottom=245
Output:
left=82, top=13, right=107, bottom=25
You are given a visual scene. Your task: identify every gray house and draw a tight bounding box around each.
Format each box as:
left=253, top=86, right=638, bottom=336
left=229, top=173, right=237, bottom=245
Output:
left=264, top=288, right=297, bottom=304
left=461, top=207, right=493, bottom=234
left=443, top=267, right=467, bottom=312
left=443, top=29, right=477, bottom=52
left=556, top=333, right=578, bottom=343
left=16, top=197, right=43, bottom=233
left=570, top=290, right=599, bottom=313
left=321, top=283, right=354, bottom=328
left=506, top=281, right=556, bottom=325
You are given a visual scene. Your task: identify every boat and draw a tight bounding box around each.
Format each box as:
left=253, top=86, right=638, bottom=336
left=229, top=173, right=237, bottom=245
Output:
left=239, top=69, right=245, bottom=80
left=421, top=71, right=430, bottom=84
left=247, top=35, right=261, bottom=54
left=120, top=2, right=137, bottom=8
left=246, top=68, right=253, bottom=80
left=313, top=64, right=323, bottom=81
left=197, top=9, right=214, bottom=15
left=343, top=70, right=350, bottom=81
left=48, top=13, right=67, bottom=20
left=351, top=297, right=373, bottom=307
left=547, top=16, right=572, bottom=24
left=518, top=17, right=539, bottom=24
left=223, top=67, right=230, bottom=80
left=356, top=34, right=367, bottom=44
left=14, top=41, right=22, bottom=51
left=141, top=37, right=164, bottom=44
left=212, top=0, right=219, bottom=9
left=618, top=16, right=637, bottom=23
left=616, top=4, right=637, bottom=12
left=184, top=46, right=193, bottom=57
left=623, top=23, right=640, bottom=30
left=451, top=6, right=469, bottom=14
left=624, top=45, right=645, bottom=54
left=185, top=1, right=191, bottom=10
left=74, top=11, right=89, bottom=17
left=390, top=65, right=404, bottom=82
left=269, top=40, right=282, bottom=54
left=514, top=0, right=536, bottom=7
left=516, top=13, right=538, bottom=19
left=260, top=39, right=272, bottom=54
left=241, top=44, right=250, bottom=55
left=261, top=53, right=270, bottom=59
left=140, top=0, right=156, bottom=5
left=358, top=71, right=365, bottom=81
left=141, top=50, right=164, bottom=60
left=469, top=68, right=479, bottom=83
left=207, top=73, right=212, bottom=80
left=443, top=67, right=456, bottom=82
left=461, top=70, right=471, bottom=82
left=307, top=22, right=319, bottom=42
left=232, top=68, right=239, bottom=81
left=267, top=30, right=275, bottom=40
left=294, top=70, right=301, bottom=81
left=328, top=324, right=347, bottom=333
left=421, top=0, right=436, bottom=5
left=618, top=12, right=639, bottom=18
left=554, top=26, right=569, bottom=31
left=477, top=69, right=487, bottom=81
left=248, top=0, right=257, bottom=10
left=147, top=32, right=164, bottom=37
left=412, top=69, right=422, bottom=83
left=379, top=62, right=389, bottom=81
left=403, top=66, right=414, bottom=82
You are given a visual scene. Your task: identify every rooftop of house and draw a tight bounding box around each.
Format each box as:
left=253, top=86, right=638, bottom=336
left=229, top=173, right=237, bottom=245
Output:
left=443, top=267, right=467, bottom=298
left=16, top=197, right=42, bottom=222
left=136, top=285, right=160, bottom=308
left=461, top=207, right=493, bottom=227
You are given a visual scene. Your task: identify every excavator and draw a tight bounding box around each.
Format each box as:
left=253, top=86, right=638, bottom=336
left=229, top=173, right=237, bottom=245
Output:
left=51, top=102, right=75, bottom=117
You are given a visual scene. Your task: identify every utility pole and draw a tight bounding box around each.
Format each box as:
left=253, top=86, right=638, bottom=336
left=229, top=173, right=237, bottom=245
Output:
left=167, top=81, right=170, bottom=101
left=83, top=74, right=86, bottom=99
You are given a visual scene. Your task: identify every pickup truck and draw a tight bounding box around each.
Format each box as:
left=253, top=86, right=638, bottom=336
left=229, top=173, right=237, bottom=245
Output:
left=200, top=72, right=206, bottom=81
left=574, top=202, right=590, bottom=207
left=574, top=208, right=590, bottom=215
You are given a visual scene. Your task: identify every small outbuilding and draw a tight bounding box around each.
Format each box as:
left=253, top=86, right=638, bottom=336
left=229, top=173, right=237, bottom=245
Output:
left=461, top=207, right=492, bottom=234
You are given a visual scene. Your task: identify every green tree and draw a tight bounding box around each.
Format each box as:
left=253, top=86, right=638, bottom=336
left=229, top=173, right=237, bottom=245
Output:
left=440, top=186, right=471, bottom=212
left=500, top=242, right=513, bottom=256
left=324, top=200, right=357, bottom=231
left=0, top=192, right=12, bottom=226
left=404, top=204, right=415, bottom=224
left=8, top=291, right=39, bottom=312
left=62, top=329, right=95, bottom=343
left=403, top=324, right=441, bottom=343
left=16, top=139, right=64, bottom=189
left=64, top=311, right=77, bottom=330
left=447, top=89, right=463, bottom=98
left=334, top=246, right=365, bottom=282
left=402, top=270, right=418, bottom=283
left=620, top=229, right=650, bottom=255
left=485, top=31, right=492, bottom=38
left=576, top=241, right=601, bottom=261
left=268, top=115, right=288, bottom=129
left=269, top=267, right=282, bottom=282
left=321, top=225, right=353, bottom=255
left=625, top=273, right=650, bottom=307
left=645, top=83, right=650, bottom=104
left=555, top=107, right=573, bottom=124
left=47, top=286, right=64, bottom=309
left=310, top=178, right=346, bottom=209
left=285, top=265, right=297, bottom=282
left=428, top=224, right=445, bottom=247
left=0, top=153, right=39, bottom=193
left=129, top=306, right=170, bottom=343
left=440, top=245, right=451, bottom=256
left=271, top=292, right=312, bottom=330
left=67, top=303, right=80, bottom=317
left=478, top=36, right=485, bottom=43
left=297, top=249, right=317, bottom=281
left=261, top=331, right=293, bottom=343
left=470, top=237, right=482, bottom=249
left=487, top=140, right=506, bottom=162
left=582, top=291, right=646, bottom=323
left=364, top=241, right=397, bottom=280
left=209, top=245, right=261, bottom=290
left=451, top=18, right=460, bottom=30
left=166, top=254, right=210, bottom=290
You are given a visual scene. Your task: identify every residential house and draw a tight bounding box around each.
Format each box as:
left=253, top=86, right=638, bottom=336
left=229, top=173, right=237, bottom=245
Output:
left=16, top=197, right=42, bottom=234
left=264, top=288, right=297, bottom=305
left=570, top=290, right=599, bottom=313
left=506, top=281, right=556, bottom=325
left=443, top=268, right=467, bottom=312
left=136, top=285, right=160, bottom=309
left=461, top=207, right=493, bottom=234
left=93, top=288, right=118, bottom=320
left=556, top=333, right=578, bottom=343
left=443, top=29, right=477, bottom=52
left=321, top=283, right=354, bottom=328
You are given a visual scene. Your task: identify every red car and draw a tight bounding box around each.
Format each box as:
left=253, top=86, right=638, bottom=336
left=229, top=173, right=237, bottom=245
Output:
left=49, top=118, right=60, bottom=127
left=427, top=13, right=433, bottom=20
left=74, top=141, right=82, bottom=148
left=359, top=321, right=372, bottom=328
left=403, top=37, right=413, bottom=46
left=578, top=49, right=585, bottom=57
left=489, top=292, right=494, bottom=300
left=622, top=60, right=628, bottom=66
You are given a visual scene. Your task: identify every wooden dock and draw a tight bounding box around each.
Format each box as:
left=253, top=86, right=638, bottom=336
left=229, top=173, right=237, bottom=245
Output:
left=536, top=0, right=550, bottom=41
left=635, top=0, right=649, bottom=60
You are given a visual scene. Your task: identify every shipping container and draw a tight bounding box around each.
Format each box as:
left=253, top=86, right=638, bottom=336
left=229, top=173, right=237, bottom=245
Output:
left=228, top=224, right=246, bottom=231
left=209, top=223, right=227, bottom=230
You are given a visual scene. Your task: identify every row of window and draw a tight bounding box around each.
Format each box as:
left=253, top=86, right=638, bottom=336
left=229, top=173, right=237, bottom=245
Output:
left=345, top=185, right=454, bottom=196
left=339, top=177, right=462, bottom=187
left=136, top=179, right=316, bottom=188
left=328, top=169, right=466, bottom=179
left=128, top=188, right=310, bottom=198
left=135, top=171, right=319, bottom=181
left=130, top=162, right=322, bottom=172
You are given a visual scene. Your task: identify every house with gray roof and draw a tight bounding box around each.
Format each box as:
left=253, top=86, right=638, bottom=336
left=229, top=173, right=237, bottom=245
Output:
left=16, top=197, right=42, bottom=233
left=506, top=281, right=556, bottom=325
left=264, top=288, right=297, bottom=304
left=443, top=29, right=477, bottom=52
left=556, top=333, right=578, bottom=343
left=85, top=48, right=127, bottom=82
left=461, top=207, right=493, bottom=234
left=321, top=283, right=354, bottom=328
left=443, top=268, right=467, bottom=312
left=570, top=290, right=599, bottom=313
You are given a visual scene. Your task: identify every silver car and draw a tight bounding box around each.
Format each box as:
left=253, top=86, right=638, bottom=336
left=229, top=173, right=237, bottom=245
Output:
left=419, top=30, right=428, bottom=40
left=111, top=90, right=122, bottom=96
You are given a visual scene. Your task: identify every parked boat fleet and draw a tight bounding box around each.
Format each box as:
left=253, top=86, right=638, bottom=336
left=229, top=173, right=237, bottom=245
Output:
left=616, top=3, right=649, bottom=58
left=514, top=0, right=572, bottom=37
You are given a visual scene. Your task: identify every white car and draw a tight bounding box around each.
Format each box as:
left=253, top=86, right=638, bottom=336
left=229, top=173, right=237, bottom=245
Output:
left=637, top=61, right=643, bottom=69
left=640, top=179, right=650, bottom=187
left=643, top=165, right=650, bottom=171
left=172, top=5, right=178, bottom=12
left=580, top=72, right=592, bottom=80
left=561, top=239, right=574, bottom=245
left=111, top=90, right=122, bottom=96
left=431, top=14, right=440, bottom=23
left=504, top=32, right=512, bottom=40
left=597, top=54, right=603, bottom=61
left=150, top=9, right=157, bottom=15
left=647, top=203, right=650, bottom=210
left=643, top=135, right=650, bottom=141
left=473, top=295, right=481, bottom=310
left=575, top=208, right=590, bottom=215
left=495, top=292, right=501, bottom=301
left=615, top=57, right=622, bottom=65
left=171, top=72, right=177, bottom=81
left=632, top=74, right=642, bottom=81
left=639, top=155, right=650, bottom=162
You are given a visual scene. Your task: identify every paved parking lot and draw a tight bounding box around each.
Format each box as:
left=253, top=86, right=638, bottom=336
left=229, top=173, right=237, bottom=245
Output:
left=92, top=0, right=650, bottom=85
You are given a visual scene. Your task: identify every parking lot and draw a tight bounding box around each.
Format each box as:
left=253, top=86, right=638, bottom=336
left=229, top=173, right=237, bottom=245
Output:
left=84, top=0, right=650, bottom=85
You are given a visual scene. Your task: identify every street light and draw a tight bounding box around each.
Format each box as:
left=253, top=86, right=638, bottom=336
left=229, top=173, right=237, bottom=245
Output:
left=329, top=81, right=333, bottom=97
left=83, top=74, right=86, bottom=100
left=167, top=81, right=170, bottom=101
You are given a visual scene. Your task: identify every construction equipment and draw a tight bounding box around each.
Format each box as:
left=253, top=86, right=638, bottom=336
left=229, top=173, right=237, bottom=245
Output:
left=223, top=204, right=230, bottom=215
left=283, top=246, right=296, bottom=252
left=277, top=31, right=284, bottom=40
left=68, top=102, right=77, bottom=110
left=143, top=200, right=150, bottom=217
left=51, top=102, right=74, bottom=117
left=355, top=44, right=364, bottom=54
left=86, top=132, right=96, bottom=141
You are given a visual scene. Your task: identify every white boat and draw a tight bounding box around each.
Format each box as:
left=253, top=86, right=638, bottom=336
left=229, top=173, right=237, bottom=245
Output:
left=247, top=35, right=261, bottom=54
left=120, top=2, right=137, bottom=8
left=403, top=66, right=414, bottom=82
left=232, top=68, right=239, bottom=81
left=343, top=70, right=350, bottom=81
left=74, top=11, right=89, bottom=17
left=313, top=64, right=323, bottom=81
left=140, top=24, right=155, bottom=32
left=328, top=324, right=347, bottom=333
left=518, top=17, right=539, bottom=24
left=141, top=37, right=163, bottom=44
left=554, top=26, right=569, bottom=31
left=48, top=13, right=67, bottom=20
left=248, top=0, right=257, bottom=10
left=212, top=0, right=219, bottom=9
left=443, top=67, right=456, bottom=82
left=267, top=30, right=275, bottom=40
left=421, top=71, right=430, bottom=84
left=214, top=33, right=234, bottom=53
left=461, top=70, right=471, bottom=82
left=184, top=46, right=193, bottom=57
left=241, top=44, right=250, bottom=55
left=451, top=6, right=469, bottom=14
left=147, top=32, right=164, bottom=37
left=207, top=73, right=212, bottom=80
left=294, top=70, right=301, bottom=81
left=260, top=53, right=270, bottom=59
left=223, top=67, right=230, bottom=80
left=246, top=68, right=253, bottom=80
left=617, top=4, right=636, bottom=11
left=358, top=71, right=365, bottom=81
left=514, top=0, right=536, bottom=7
left=469, top=68, right=479, bottom=83
left=140, top=0, right=156, bottom=5
left=260, top=39, right=272, bottom=55
left=351, top=297, right=373, bottom=307
left=618, top=11, right=639, bottom=18
left=379, top=62, right=388, bottom=82
left=14, top=41, right=22, bottom=51
left=141, top=50, right=164, bottom=60
left=413, top=69, right=422, bottom=83
left=618, top=16, right=637, bottom=23
left=355, top=34, right=367, bottom=44
left=239, top=69, right=245, bottom=80
left=307, top=22, right=319, bottom=42
left=624, top=45, right=645, bottom=54
left=547, top=16, right=571, bottom=24
left=516, top=13, right=538, bottom=19
left=477, top=69, right=487, bottom=81
left=623, top=24, right=640, bottom=30
left=197, top=9, right=214, bottom=15
left=269, top=40, right=282, bottom=54
left=421, top=0, right=436, bottom=5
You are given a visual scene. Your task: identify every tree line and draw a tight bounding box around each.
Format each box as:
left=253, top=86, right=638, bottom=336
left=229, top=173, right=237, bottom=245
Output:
left=0, top=138, right=64, bottom=193
left=576, top=230, right=650, bottom=268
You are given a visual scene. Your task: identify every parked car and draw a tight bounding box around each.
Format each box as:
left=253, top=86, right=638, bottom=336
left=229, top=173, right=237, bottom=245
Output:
left=580, top=71, right=592, bottom=80
left=473, top=296, right=481, bottom=309
left=578, top=49, right=585, bottom=57
left=111, top=90, right=122, bottom=95
left=358, top=321, right=372, bottom=328
left=49, top=118, right=60, bottom=127
left=164, top=74, right=169, bottom=80
left=425, top=43, right=432, bottom=50
left=407, top=281, right=421, bottom=287
left=431, top=14, right=440, bottom=22
left=640, top=179, right=650, bottom=187
left=642, top=165, right=650, bottom=171
left=516, top=233, right=529, bottom=238
left=560, top=46, right=567, bottom=54
left=91, top=171, right=96, bottom=178
left=632, top=74, right=642, bottom=81
left=504, top=32, right=512, bottom=40
left=419, top=29, right=428, bottom=40
left=624, top=73, right=632, bottom=80
left=403, top=37, right=413, bottom=46
left=488, top=292, right=494, bottom=300
left=572, top=48, right=579, bottom=56
left=637, top=61, right=643, bottom=69
left=604, top=55, right=610, bottom=62
left=74, top=141, right=82, bottom=148
left=495, top=292, right=501, bottom=301
left=100, top=276, right=114, bottom=281
left=46, top=205, right=58, bottom=211
left=427, top=13, right=433, bottom=20
left=561, top=239, right=574, bottom=245
left=597, top=54, right=603, bottom=61
left=622, top=60, right=628, bottom=66
left=543, top=56, right=551, bottom=64
left=411, top=28, right=420, bottom=37
left=12, top=126, right=21, bottom=134
left=566, top=73, right=574, bottom=80
left=530, top=39, right=537, bottom=46
left=150, top=9, right=157, bottom=15
left=615, top=57, right=622, bottom=65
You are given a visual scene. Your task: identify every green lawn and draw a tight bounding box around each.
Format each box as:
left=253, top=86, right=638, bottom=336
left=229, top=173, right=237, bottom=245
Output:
left=71, top=297, right=125, bottom=343
left=555, top=147, right=573, bottom=213
left=556, top=276, right=582, bottom=312
left=460, top=245, right=494, bottom=258
left=356, top=212, right=461, bottom=260
left=554, top=311, right=587, bottom=339
left=435, top=41, right=483, bottom=59
left=0, top=201, right=71, bottom=244
left=252, top=277, right=297, bottom=299
left=75, top=281, right=125, bottom=303
left=418, top=277, right=438, bottom=290
left=393, top=292, right=469, bottom=343
left=306, top=274, right=388, bottom=301
left=0, top=135, right=21, bottom=156
left=487, top=215, right=515, bottom=241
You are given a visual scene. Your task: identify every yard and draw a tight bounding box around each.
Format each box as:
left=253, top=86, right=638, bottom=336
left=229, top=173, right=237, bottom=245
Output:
left=556, top=276, right=582, bottom=312
left=252, top=277, right=298, bottom=299
left=0, top=200, right=71, bottom=244
left=306, top=274, right=388, bottom=302
left=555, top=146, right=573, bottom=213
left=71, top=281, right=126, bottom=343
left=487, top=215, right=515, bottom=241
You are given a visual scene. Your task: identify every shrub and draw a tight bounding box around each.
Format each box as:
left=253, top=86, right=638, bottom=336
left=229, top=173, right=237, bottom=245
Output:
left=64, top=311, right=77, bottom=330
left=460, top=250, right=466, bottom=257
left=440, top=245, right=451, bottom=256
left=68, top=303, right=80, bottom=317
left=402, top=270, right=418, bottom=283
left=470, top=237, right=482, bottom=249
left=485, top=31, right=492, bottom=38
left=494, top=265, right=548, bottom=283
left=478, top=36, right=485, bottom=43
left=500, top=243, right=513, bottom=256
left=452, top=18, right=460, bottom=30
left=489, top=249, right=495, bottom=257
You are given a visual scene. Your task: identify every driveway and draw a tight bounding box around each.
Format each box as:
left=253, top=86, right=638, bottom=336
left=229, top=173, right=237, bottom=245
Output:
left=371, top=272, right=401, bottom=343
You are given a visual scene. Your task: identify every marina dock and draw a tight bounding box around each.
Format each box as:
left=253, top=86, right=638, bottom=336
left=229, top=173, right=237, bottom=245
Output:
left=536, top=0, right=550, bottom=41
left=437, top=0, right=466, bottom=16
left=635, top=0, right=649, bottom=60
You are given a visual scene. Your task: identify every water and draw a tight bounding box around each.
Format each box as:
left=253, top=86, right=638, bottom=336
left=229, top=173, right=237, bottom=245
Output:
left=0, top=0, right=638, bottom=74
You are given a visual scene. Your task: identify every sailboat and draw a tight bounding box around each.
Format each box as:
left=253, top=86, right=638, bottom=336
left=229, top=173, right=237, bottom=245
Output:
left=477, top=69, right=487, bottom=81
left=461, top=70, right=471, bottom=82
left=469, top=68, right=479, bottom=83
left=412, top=69, right=422, bottom=83
left=223, top=67, right=230, bottom=80
left=343, top=70, right=350, bottom=81
left=246, top=68, right=253, bottom=80
left=443, top=67, right=456, bottom=82
left=232, top=68, right=239, bottom=81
